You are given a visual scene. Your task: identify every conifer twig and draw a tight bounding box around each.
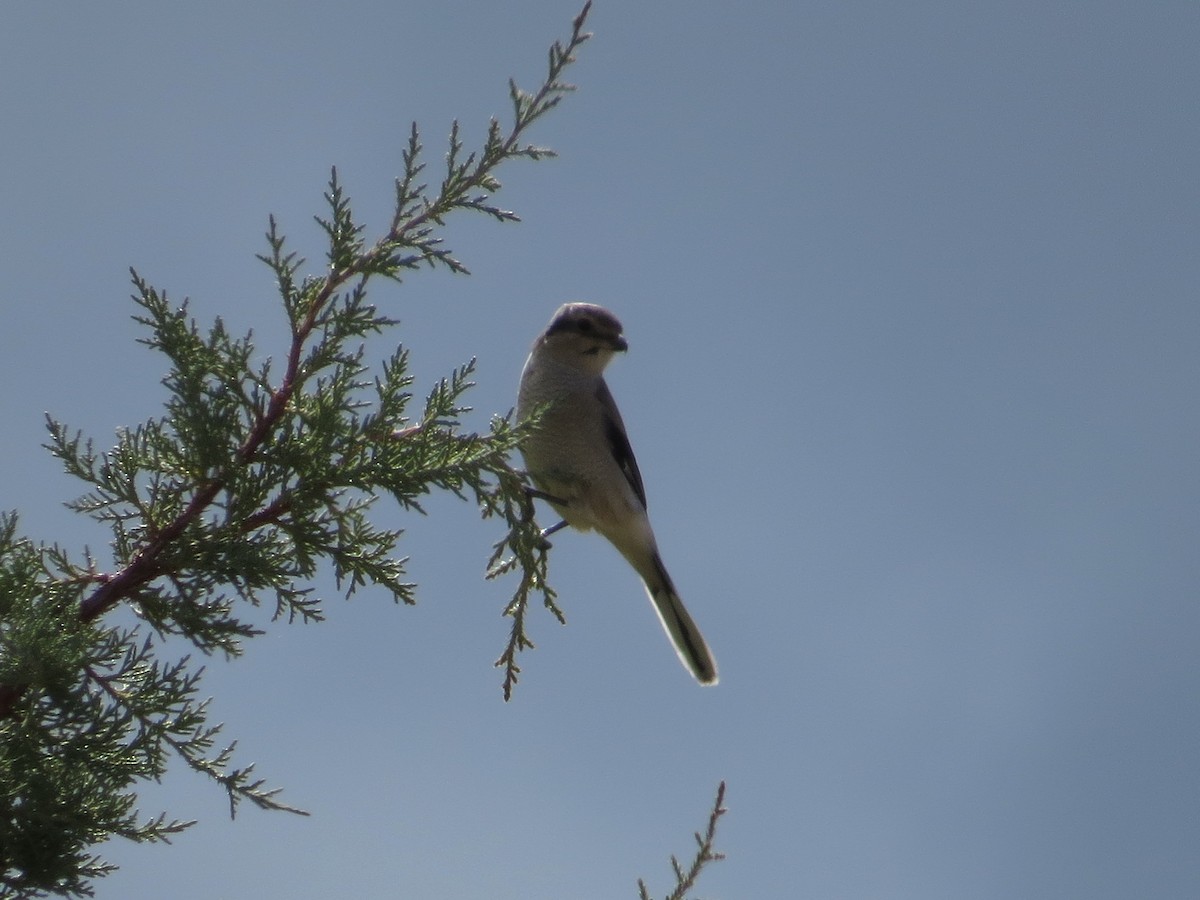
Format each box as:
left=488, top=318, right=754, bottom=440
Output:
left=637, top=782, right=728, bottom=900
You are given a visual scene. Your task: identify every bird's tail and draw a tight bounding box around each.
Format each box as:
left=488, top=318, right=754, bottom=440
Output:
left=644, top=554, right=718, bottom=686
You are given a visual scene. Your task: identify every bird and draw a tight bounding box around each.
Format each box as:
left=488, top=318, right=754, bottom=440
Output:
left=516, top=302, right=718, bottom=685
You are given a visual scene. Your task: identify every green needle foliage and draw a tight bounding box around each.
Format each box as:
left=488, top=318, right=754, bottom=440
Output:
left=0, top=5, right=593, bottom=896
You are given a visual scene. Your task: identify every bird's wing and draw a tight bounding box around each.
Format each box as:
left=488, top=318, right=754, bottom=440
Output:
left=596, top=380, right=648, bottom=510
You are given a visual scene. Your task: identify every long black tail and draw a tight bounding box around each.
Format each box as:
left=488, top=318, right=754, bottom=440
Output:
left=645, top=554, right=718, bottom=685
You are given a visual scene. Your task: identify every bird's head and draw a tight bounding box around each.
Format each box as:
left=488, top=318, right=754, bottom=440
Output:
left=536, top=302, right=628, bottom=375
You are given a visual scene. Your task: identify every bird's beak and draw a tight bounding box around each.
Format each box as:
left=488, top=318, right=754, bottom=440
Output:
left=612, top=336, right=629, bottom=352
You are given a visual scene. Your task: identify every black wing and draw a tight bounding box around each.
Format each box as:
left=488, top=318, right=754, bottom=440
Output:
left=596, top=380, right=648, bottom=510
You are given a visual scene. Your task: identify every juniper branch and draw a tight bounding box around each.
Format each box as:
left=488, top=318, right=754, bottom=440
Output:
left=637, top=782, right=728, bottom=900
left=1, top=4, right=593, bottom=895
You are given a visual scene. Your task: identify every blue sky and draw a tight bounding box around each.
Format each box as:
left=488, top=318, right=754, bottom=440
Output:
left=2, top=1, right=1198, bottom=898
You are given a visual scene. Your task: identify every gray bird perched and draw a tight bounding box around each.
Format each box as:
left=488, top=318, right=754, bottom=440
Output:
left=516, top=302, right=718, bottom=685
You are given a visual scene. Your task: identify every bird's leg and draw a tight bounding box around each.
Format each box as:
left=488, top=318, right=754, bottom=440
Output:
left=535, top=520, right=567, bottom=551
left=540, top=519, right=569, bottom=537
left=524, top=486, right=569, bottom=507
left=521, top=486, right=569, bottom=549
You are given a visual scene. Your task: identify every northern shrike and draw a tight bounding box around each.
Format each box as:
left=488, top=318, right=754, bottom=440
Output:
left=516, top=303, right=718, bottom=685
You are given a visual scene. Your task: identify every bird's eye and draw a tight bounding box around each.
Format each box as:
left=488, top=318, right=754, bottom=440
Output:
left=576, top=318, right=593, bottom=333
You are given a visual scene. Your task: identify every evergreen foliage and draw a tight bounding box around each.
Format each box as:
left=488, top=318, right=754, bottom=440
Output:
left=1, top=5, right=725, bottom=897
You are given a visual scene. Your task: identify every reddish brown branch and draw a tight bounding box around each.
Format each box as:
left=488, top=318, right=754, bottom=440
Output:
left=0, top=275, right=332, bottom=721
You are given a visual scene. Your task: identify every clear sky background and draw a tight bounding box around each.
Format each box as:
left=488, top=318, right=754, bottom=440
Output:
left=2, top=2, right=1197, bottom=898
